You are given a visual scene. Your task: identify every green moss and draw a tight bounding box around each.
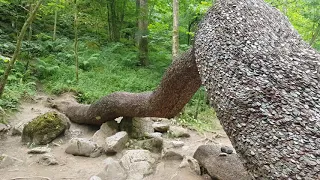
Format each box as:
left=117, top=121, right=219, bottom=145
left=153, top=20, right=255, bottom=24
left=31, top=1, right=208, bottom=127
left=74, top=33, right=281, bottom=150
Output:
left=22, top=111, right=68, bottom=145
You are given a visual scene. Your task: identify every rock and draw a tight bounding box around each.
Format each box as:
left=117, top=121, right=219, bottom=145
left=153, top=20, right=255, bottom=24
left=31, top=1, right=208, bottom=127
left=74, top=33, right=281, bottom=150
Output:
left=137, top=137, right=163, bottom=153
left=91, top=121, right=118, bottom=147
left=120, top=150, right=157, bottom=179
left=104, top=131, right=128, bottom=154
left=201, top=174, right=212, bottom=180
left=37, top=154, right=58, bottom=165
left=193, top=145, right=251, bottom=180
left=162, top=150, right=184, bottom=160
left=170, top=140, right=185, bottom=148
left=221, top=146, right=234, bottom=154
left=90, top=176, right=102, bottom=180
left=96, top=158, right=127, bottom=180
left=21, top=111, right=70, bottom=145
left=169, top=126, right=190, bottom=138
left=152, top=122, right=169, bottom=133
left=146, top=132, right=163, bottom=138
left=12, top=121, right=26, bottom=136
left=144, top=161, right=203, bottom=180
left=179, top=156, right=201, bottom=175
left=120, top=117, right=154, bottom=138
left=65, top=138, right=102, bottom=157
left=0, top=154, right=23, bottom=169
left=28, top=147, right=51, bottom=154
left=0, top=123, right=10, bottom=134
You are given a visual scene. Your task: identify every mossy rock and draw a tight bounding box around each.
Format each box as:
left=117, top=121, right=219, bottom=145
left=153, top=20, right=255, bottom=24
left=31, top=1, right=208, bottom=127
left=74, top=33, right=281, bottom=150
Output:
left=22, top=111, right=71, bottom=145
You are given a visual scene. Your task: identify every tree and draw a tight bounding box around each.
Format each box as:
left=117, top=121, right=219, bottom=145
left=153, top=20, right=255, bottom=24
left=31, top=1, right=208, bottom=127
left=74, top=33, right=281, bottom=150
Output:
left=137, top=0, right=149, bottom=66
left=74, top=0, right=79, bottom=82
left=172, top=0, right=179, bottom=59
left=0, top=0, right=42, bottom=97
left=54, top=0, right=320, bottom=178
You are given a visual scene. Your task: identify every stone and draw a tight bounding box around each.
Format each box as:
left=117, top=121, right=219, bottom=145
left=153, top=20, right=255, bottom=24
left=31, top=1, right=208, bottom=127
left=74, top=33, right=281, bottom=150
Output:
left=0, top=123, right=10, bottom=133
left=221, top=146, right=234, bottom=154
left=104, top=131, right=128, bottom=154
left=120, top=117, right=154, bottom=138
left=120, top=150, right=157, bottom=179
left=21, top=111, right=70, bottom=145
left=0, top=154, right=23, bottom=169
left=96, top=158, right=127, bottom=180
left=179, top=156, right=201, bottom=175
left=152, top=122, right=169, bottom=133
left=169, top=126, right=190, bottom=138
left=137, top=137, right=163, bottom=153
left=90, top=176, right=102, bottom=180
left=28, top=147, right=51, bottom=154
left=146, top=132, right=163, bottom=138
left=91, top=121, right=118, bottom=147
left=170, top=140, right=185, bottom=148
left=12, top=121, right=26, bottom=136
left=144, top=161, right=203, bottom=180
left=193, top=145, right=250, bottom=180
left=37, top=154, right=58, bottom=165
left=65, top=138, right=102, bottom=157
left=162, top=149, right=184, bottom=160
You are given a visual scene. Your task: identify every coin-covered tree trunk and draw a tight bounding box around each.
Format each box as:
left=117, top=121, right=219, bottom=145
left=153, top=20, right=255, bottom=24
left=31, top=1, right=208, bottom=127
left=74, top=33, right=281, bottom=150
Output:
left=56, top=0, right=319, bottom=178
left=55, top=48, right=201, bottom=125
left=195, top=0, right=319, bottom=179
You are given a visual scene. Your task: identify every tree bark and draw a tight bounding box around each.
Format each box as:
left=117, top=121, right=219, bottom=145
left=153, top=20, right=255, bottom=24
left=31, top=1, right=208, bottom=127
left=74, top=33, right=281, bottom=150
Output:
left=172, top=0, right=179, bottom=59
left=137, top=0, right=149, bottom=66
left=55, top=48, right=201, bottom=125
left=57, top=0, right=320, bottom=178
left=195, top=0, right=320, bottom=178
left=0, top=0, right=42, bottom=97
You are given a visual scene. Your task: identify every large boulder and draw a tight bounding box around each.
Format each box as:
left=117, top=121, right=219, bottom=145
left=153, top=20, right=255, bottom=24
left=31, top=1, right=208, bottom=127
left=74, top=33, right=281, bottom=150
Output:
left=91, top=121, right=119, bottom=147
left=193, top=145, right=250, bottom=180
left=96, top=158, right=127, bottom=180
left=21, top=111, right=70, bottom=145
left=120, top=150, right=157, bottom=180
left=104, top=131, right=128, bottom=154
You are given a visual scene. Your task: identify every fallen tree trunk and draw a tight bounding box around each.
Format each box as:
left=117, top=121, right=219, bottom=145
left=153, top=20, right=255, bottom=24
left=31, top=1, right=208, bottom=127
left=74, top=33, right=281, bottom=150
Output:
left=195, top=0, right=320, bottom=179
left=55, top=48, right=201, bottom=125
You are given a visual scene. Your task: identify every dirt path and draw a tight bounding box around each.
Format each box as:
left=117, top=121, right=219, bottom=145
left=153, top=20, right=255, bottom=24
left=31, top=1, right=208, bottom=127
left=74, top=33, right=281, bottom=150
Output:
left=0, top=93, right=232, bottom=180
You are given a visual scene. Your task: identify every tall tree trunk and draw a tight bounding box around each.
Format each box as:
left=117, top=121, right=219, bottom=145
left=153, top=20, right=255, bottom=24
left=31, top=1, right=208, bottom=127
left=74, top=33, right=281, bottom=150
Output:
left=53, top=0, right=58, bottom=41
left=107, top=0, right=120, bottom=42
left=74, top=0, right=79, bottom=82
left=54, top=48, right=201, bottom=125
left=0, top=0, right=42, bottom=97
left=195, top=0, right=320, bottom=178
left=137, top=0, right=148, bottom=66
left=172, top=0, right=179, bottom=59
left=309, top=23, right=320, bottom=46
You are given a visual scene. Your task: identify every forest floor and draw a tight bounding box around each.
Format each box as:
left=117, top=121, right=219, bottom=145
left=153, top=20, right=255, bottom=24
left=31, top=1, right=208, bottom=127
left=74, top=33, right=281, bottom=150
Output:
left=0, top=93, right=232, bottom=180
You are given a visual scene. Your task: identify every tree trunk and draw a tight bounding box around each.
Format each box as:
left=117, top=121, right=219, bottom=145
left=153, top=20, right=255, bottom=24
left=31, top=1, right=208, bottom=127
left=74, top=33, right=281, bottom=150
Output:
left=0, top=0, right=42, bottom=97
left=55, top=48, right=201, bottom=125
left=74, top=0, right=79, bottom=83
left=195, top=0, right=320, bottom=178
left=53, top=0, right=58, bottom=41
left=107, top=0, right=120, bottom=42
left=57, top=0, right=320, bottom=178
left=137, top=0, right=149, bottom=66
left=172, top=0, right=179, bottom=59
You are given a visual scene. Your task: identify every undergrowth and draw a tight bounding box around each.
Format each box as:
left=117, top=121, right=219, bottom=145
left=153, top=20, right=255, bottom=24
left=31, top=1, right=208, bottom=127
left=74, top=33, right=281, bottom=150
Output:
left=0, top=36, right=218, bottom=132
